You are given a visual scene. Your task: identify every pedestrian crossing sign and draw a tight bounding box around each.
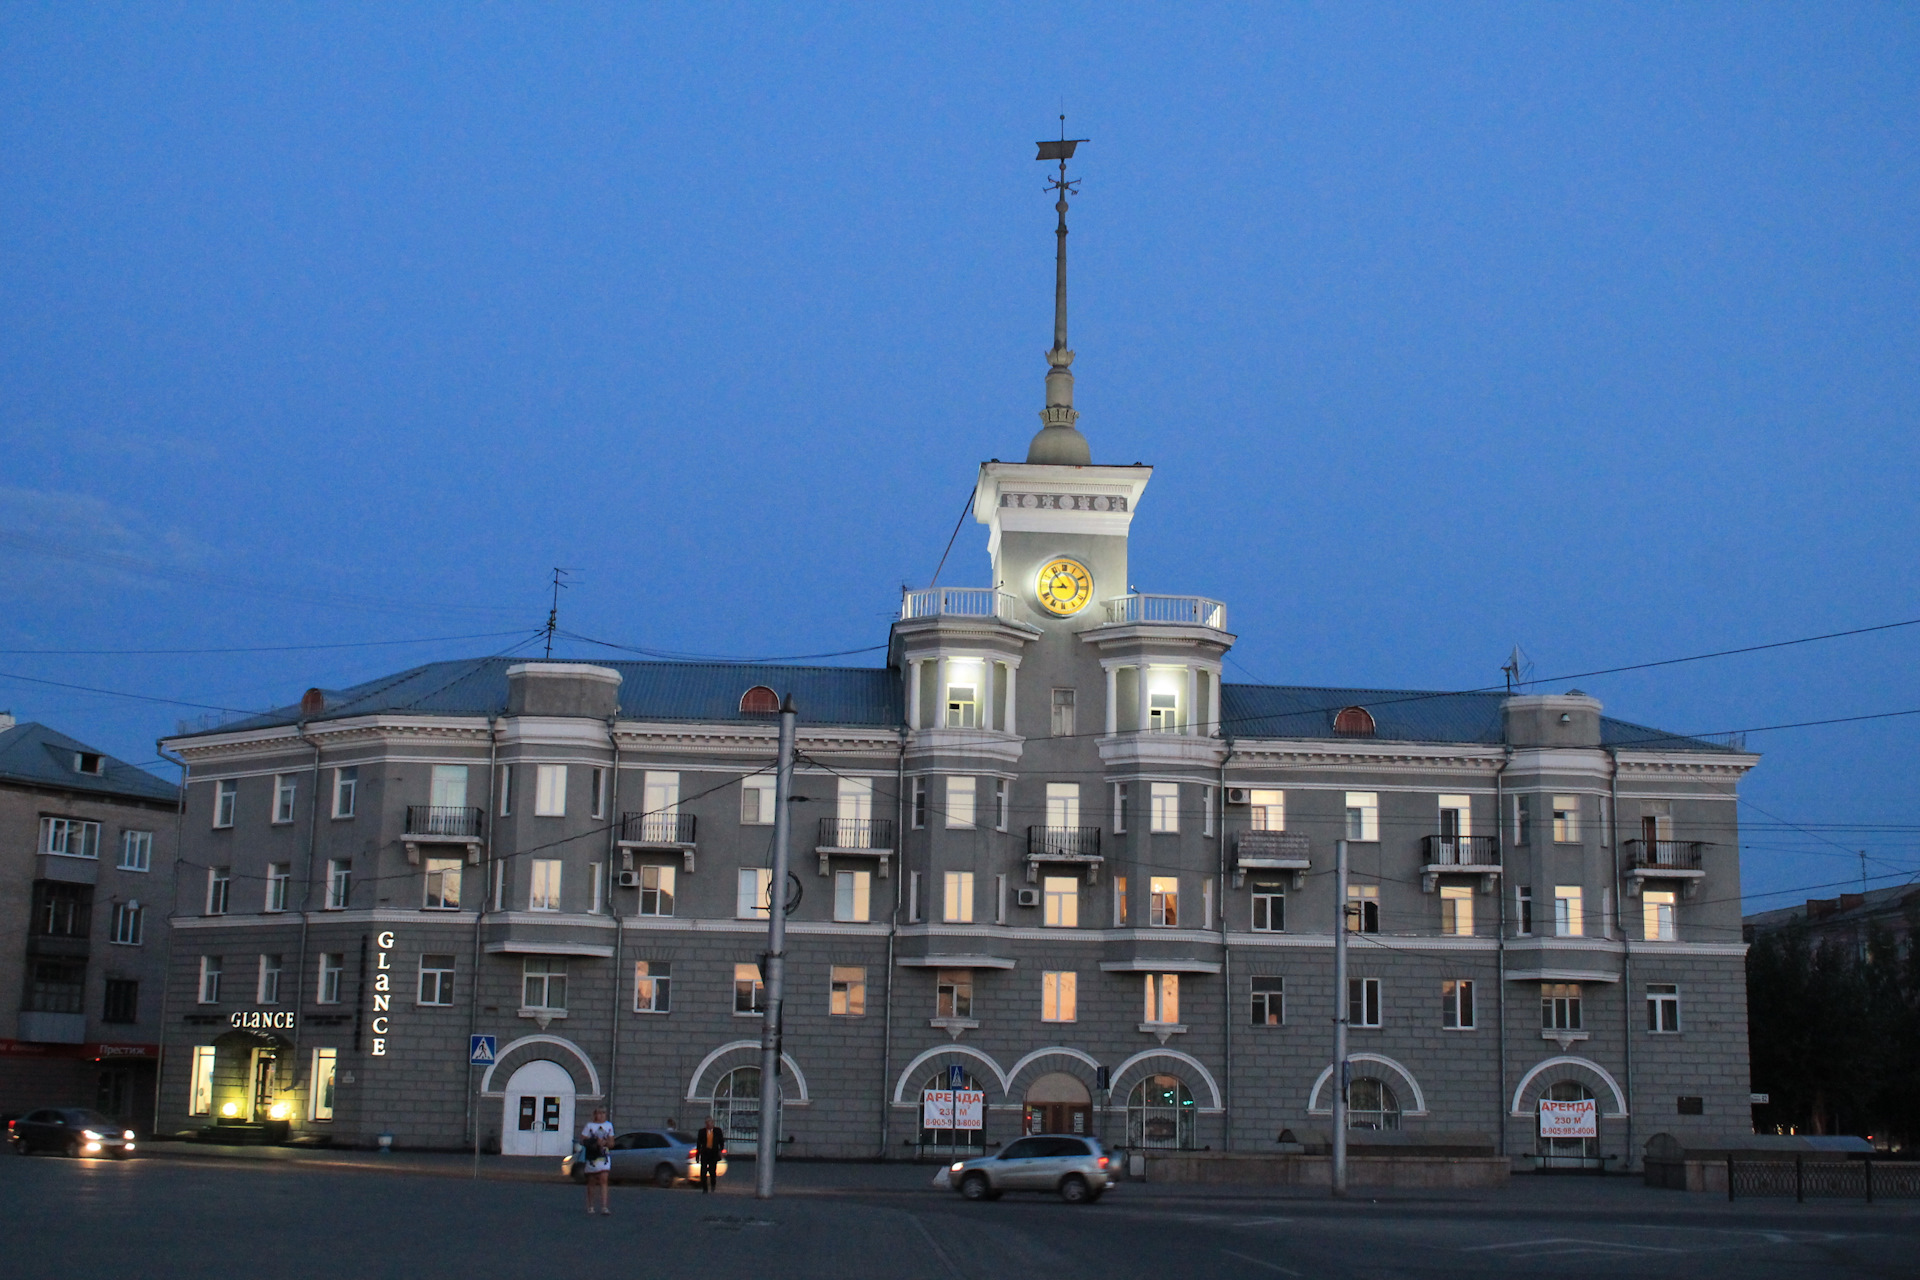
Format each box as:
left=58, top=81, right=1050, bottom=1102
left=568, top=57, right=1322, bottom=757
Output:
left=470, top=1035, right=497, bottom=1065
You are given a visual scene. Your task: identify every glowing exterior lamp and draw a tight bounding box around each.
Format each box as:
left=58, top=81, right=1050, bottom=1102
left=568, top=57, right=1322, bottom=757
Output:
left=220, top=1101, right=240, bottom=1118
left=268, top=1101, right=291, bottom=1121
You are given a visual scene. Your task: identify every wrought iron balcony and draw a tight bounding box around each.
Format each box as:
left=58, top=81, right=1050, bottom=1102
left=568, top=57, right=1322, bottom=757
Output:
left=1102, top=593, right=1228, bottom=630
left=1025, top=826, right=1104, bottom=881
left=1422, top=835, right=1501, bottom=868
left=817, top=817, right=896, bottom=852
left=619, top=812, right=697, bottom=846
left=1624, top=840, right=1709, bottom=872
left=405, top=806, right=484, bottom=839
left=900, top=587, right=1020, bottom=622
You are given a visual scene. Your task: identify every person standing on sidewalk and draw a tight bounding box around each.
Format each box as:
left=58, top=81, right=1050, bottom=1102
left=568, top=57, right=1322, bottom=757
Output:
left=695, top=1117, right=725, bottom=1194
left=580, top=1109, right=615, bottom=1215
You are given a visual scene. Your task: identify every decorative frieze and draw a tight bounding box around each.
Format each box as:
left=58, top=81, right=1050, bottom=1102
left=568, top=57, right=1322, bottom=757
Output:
left=1000, top=491, right=1129, bottom=513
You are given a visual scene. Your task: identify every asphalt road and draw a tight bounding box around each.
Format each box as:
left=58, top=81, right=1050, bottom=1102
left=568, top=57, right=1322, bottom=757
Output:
left=4, top=1150, right=1915, bottom=1279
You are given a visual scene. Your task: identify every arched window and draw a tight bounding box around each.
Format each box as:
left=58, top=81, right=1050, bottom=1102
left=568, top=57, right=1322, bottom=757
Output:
left=1537, top=1080, right=1596, bottom=1164
left=1347, top=1077, right=1401, bottom=1130
left=1334, top=706, right=1376, bottom=737
left=918, top=1070, right=985, bottom=1154
left=710, top=1065, right=776, bottom=1153
left=1126, top=1074, right=1196, bottom=1150
left=740, top=686, right=780, bottom=715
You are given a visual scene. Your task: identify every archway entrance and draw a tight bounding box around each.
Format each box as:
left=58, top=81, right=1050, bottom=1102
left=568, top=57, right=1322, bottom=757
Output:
left=501, top=1060, right=575, bottom=1157
left=1023, top=1071, right=1091, bottom=1137
left=1537, top=1080, right=1598, bottom=1168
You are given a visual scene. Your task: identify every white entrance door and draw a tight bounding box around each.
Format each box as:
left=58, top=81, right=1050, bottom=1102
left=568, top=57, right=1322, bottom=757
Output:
left=501, top=1059, right=576, bottom=1157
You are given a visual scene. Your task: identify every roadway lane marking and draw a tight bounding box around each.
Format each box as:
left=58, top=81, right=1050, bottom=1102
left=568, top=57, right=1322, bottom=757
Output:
left=1463, top=1238, right=1683, bottom=1255
left=908, top=1213, right=968, bottom=1280
left=1221, top=1248, right=1303, bottom=1275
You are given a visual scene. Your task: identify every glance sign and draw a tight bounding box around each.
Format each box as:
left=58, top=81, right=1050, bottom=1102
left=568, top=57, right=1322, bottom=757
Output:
left=229, top=1011, right=295, bottom=1031
left=370, top=930, right=395, bottom=1057
left=1538, top=1097, right=1598, bottom=1139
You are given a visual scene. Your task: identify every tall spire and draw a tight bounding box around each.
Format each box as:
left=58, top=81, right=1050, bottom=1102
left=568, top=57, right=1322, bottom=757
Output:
left=1027, top=119, right=1091, bottom=466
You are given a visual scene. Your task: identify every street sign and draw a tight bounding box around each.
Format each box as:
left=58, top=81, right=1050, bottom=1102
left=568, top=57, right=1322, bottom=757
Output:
left=947, top=1063, right=964, bottom=1089
left=1750, top=1093, right=1770, bottom=1105
left=469, top=1035, right=497, bottom=1066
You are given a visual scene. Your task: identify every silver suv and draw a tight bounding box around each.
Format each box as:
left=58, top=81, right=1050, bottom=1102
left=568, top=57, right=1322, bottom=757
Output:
left=945, top=1134, right=1114, bottom=1203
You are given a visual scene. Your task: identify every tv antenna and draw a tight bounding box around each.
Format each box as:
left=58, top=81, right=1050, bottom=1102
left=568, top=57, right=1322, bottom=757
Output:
left=544, top=568, right=572, bottom=659
left=1501, top=645, right=1534, bottom=693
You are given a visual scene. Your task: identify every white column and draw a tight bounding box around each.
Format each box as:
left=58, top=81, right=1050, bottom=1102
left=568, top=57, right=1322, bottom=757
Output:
left=906, top=660, right=921, bottom=730
left=1105, top=666, right=1118, bottom=736
left=1185, top=666, right=1199, bottom=736
left=937, top=656, right=948, bottom=729
left=984, top=658, right=998, bottom=732
left=1004, top=663, right=1018, bottom=736
left=1137, top=665, right=1151, bottom=733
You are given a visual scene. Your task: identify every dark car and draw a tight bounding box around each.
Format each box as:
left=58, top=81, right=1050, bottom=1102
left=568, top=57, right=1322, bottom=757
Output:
left=8, top=1108, right=137, bottom=1158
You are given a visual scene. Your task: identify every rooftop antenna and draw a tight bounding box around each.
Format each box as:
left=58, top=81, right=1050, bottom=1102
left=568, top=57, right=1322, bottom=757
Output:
left=1501, top=645, right=1533, bottom=693
left=1026, top=116, right=1092, bottom=465
left=544, top=568, right=572, bottom=659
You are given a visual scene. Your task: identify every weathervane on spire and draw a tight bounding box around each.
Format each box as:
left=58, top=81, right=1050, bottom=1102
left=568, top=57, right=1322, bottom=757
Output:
left=1027, top=116, right=1093, bottom=465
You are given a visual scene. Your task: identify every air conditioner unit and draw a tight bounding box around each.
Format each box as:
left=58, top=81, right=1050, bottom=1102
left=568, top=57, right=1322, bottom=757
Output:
left=1225, top=788, right=1251, bottom=805
left=1015, top=888, right=1040, bottom=908
left=617, top=871, right=641, bottom=889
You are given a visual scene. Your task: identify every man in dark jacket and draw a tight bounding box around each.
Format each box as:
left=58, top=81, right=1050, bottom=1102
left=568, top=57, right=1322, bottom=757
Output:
left=696, top=1118, right=725, bottom=1194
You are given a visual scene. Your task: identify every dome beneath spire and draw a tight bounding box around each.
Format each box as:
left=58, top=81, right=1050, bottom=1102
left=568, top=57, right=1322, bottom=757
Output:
left=1027, top=422, right=1091, bottom=465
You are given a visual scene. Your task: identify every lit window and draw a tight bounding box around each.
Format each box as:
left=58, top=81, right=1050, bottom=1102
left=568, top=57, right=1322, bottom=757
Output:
left=830, top=965, right=866, bottom=1017
left=273, top=775, right=297, bottom=824
left=1552, top=795, right=1580, bottom=843
left=189, top=1046, right=216, bottom=1116
left=523, top=958, right=568, bottom=1010
left=310, top=1048, right=337, bottom=1121
left=737, top=867, right=772, bottom=920
left=1113, top=874, right=1129, bottom=926
left=1041, top=970, right=1077, bottom=1022
left=642, top=772, right=681, bottom=841
left=1643, top=889, right=1677, bottom=942
left=1250, top=976, right=1284, bottom=1025
left=534, top=765, right=568, bottom=817
left=835, top=869, right=872, bottom=923
left=418, top=954, right=455, bottom=1006
left=1149, top=876, right=1179, bottom=927
left=1344, top=792, right=1378, bottom=842
left=1442, top=979, right=1475, bottom=1029
left=1148, top=691, right=1178, bottom=733
left=1346, top=883, right=1379, bottom=933
left=119, top=830, right=152, bottom=872
left=1348, top=977, right=1382, bottom=1028
left=945, top=776, right=977, bottom=829
left=1440, top=885, right=1474, bottom=936
left=213, top=779, right=236, bottom=829
left=529, top=859, right=563, bottom=911
left=1150, top=783, right=1179, bottom=833
left=733, top=962, right=764, bottom=1015
left=1554, top=886, right=1584, bottom=937
left=1249, top=789, right=1284, bottom=831
left=942, top=871, right=973, bottom=923
left=1043, top=875, right=1078, bottom=928
left=1647, top=983, right=1681, bottom=1033
left=1251, top=890, right=1284, bottom=932
left=1542, top=982, right=1583, bottom=1030
left=424, top=858, right=462, bottom=910
left=945, top=680, right=978, bottom=729
left=1143, top=973, right=1180, bottom=1024
left=634, top=960, right=671, bottom=1013
left=937, top=969, right=973, bottom=1019
left=637, top=865, right=675, bottom=917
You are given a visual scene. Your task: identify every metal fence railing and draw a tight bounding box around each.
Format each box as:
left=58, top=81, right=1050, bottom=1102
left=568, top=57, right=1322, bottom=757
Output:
left=1728, top=1156, right=1920, bottom=1202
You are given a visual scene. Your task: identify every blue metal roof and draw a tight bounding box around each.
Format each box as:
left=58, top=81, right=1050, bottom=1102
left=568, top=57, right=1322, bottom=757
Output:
left=197, top=657, right=904, bottom=736
left=0, top=720, right=180, bottom=802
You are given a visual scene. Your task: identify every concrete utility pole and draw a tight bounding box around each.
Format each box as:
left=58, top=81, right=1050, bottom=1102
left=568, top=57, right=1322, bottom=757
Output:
left=1332, top=837, right=1349, bottom=1198
left=754, top=696, right=798, bottom=1200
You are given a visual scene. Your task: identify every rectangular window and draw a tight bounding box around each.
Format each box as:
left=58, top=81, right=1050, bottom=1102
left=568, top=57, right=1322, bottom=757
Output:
left=830, top=965, right=866, bottom=1016
left=1552, top=795, right=1580, bottom=843
left=431, top=763, right=470, bottom=811
left=995, top=872, right=1008, bottom=924
left=311, top=1048, right=337, bottom=1121
left=1647, top=982, right=1681, bottom=1033
left=274, top=774, right=298, bottom=824
left=258, top=954, right=282, bottom=1004
left=1149, top=875, right=1179, bottom=927
left=1251, top=976, right=1285, bottom=1026
left=1147, top=690, right=1178, bottom=733
left=497, top=765, right=512, bottom=816
left=33, top=882, right=91, bottom=937
left=942, top=871, right=973, bottom=924
left=908, top=871, right=921, bottom=922
left=1041, top=970, right=1077, bottom=1022
left=529, top=860, right=563, bottom=911
left=911, top=778, right=928, bottom=829
left=523, top=958, right=568, bottom=1010
left=945, top=775, right=977, bottom=829
left=423, top=857, right=463, bottom=910
left=1143, top=973, right=1180, bottom=1024
left=1554, top=886, right=1584, bottom=937
left=1437, top=793, right=1471, bottom=838
left=1347, top=883, right=1380, bottom=933
left=326, top=859, right=351, bottom=909
left=1043, top=875, right=1078, bottom=928
left=1148, top=782, right=1179, bottom=833
left=733, top=962, right=764, bottom=1015
left=634, top=960, right=672, bottom=1013
left=214, top=779, right=236, bottom=829
left=265, top=862, right=291, bottom=913
left=1442, top=978, right=1476, bottom=1029
left=638, top=864, right=676, bottom=916
left=198, top=955, right=223, bottom=1004
left=1252, top=889, right=1285, bottom=932
left=591, top=767, right=607, bottom=819
left=937, top=968, right=973, bottom=1019
left=737, top=867, right=772, bottom=920
left=643, top=771, right=681, bottom=838
left=1348, top=977, right=1382, bottom=1028
left=1113, top=874, right=1129, bottom=926
left=119, top=830, right=152, bottom=872
left=26, top=960, right=84, bottom=1013
left=740, top=776, right=776, bottom=825
left=1643, top=889, right=1677, bottom=941
left=1045, top=782, right=1080, bottom=829
left=333, top=767, right=358, bottom=818
left=1344, top=792, right=1379, bottom=842
left=1516, top=885, right=1533, bottom=936
left=1203, top=786, right=1215, bottom=837
left=189, top=1046, right=215, bottom=1116
left=1051, top=688, right=1076, bottom=736
left=318, top=953, right=343, bottom=1004
left=1248, top=789, right=1285, bottom=831
left=994, top=779, right=1009, bottom=832
left=40, top=816, right=102, bottom=858
left=418, top=954, right=455, bottom=1005
left=206, top=866, right=230, bottom=916
left=534, top=764, right=567, bottom=817
left=1515, top=794, right=1532, bottom=845
left=835, top=869, right=873, bottom=923
left=945, top=679, right=978, bottom=729
left=1542, top=982, right=1583, bottom=1030
left=1112, top=782, right=1128, bottom=834
left=109, top=902, right=144, bottom=946
left=1440, top=885, right=1475, bottom=936
left=103, top=978, right=138, bottom=1024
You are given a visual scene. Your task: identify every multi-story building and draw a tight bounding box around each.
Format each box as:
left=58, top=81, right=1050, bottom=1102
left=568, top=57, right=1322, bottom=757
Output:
left=154, top=173, right=1757, bottom=1167
left=1744, top=885, right=1918, bottom=959
left=0, top=713, right=180, bottom=1131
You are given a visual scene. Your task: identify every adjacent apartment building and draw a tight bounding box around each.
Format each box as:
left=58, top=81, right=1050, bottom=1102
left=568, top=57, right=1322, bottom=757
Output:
left=0, top=714, right=180, bottom=1131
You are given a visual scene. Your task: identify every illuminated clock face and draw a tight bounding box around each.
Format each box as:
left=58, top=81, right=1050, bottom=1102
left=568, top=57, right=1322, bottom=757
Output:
left=1036, top=557, right=1094, bottom=616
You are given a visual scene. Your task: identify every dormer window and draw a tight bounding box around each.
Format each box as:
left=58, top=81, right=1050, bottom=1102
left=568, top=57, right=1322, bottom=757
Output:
left=740, top=685, right=779, bottom=715
left=74, top=752, right=104, bottom=775
left=1334, top=706, right=1376, bottom=737
left=945, top=685, right=978, bottom=729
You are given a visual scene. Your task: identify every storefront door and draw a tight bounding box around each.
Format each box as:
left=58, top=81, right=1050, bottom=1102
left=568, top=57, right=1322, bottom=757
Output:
left=249, top=1049, right=278, bottom=1121
left=1023, top=1071, right=1092, bottom=1137
left=501, top=1060, right=576, bottom=1157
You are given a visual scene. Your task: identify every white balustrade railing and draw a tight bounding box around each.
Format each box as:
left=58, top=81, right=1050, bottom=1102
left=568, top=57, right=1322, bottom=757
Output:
left=1103, top=593, right=1228, bottom=630
left=900, top=587, right=1019, bottom=622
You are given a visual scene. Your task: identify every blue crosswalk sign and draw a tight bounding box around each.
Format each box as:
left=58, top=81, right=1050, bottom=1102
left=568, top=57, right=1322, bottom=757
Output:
left=470, top=1035, right=497, bottom=1066
left=947, top=1063, right=964, bottom=1089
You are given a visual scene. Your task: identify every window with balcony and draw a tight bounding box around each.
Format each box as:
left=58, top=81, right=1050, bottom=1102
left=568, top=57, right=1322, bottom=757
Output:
left=1143, top=973, right=1180, bottom=1025
left=835, top=869, right=872, bottom=923
left=830, top=966, right=866, bottom=1016
left=333, top=767, right=358, bottom=818
left=945, top=776, right=977, bottom=829
left=641, top=771, right=680, bottom=840
left=534, top=764, right=567, bottom=817
left=529, top=859, right=562, bottom=911
left=737, top=867, right=772, bottom=920
left=1442, top=978, right=1475, bottom=1029
left=1041, top=970, right=1077, bottom=1022
left=945, top=680, right=978, bottom=729
left=1344, top=792, right=1379, bottom=842
left=523, top=958, right=568, bottom=1011
left=1542, top=982, right=1583, bottom=1031
left=1348, top=977, right=1382, bottom=1028
left=41, top=816, right=101, bottom=859
left=274, top=774, right=297, bottom=824
left=937, top=969, right=973, bottom=1019
left=634, top=960, right=671, bottom=1013
left=1150, top=783, right=1179, bottom=833
left=1043, top=875, right=1078, bottom=928
left=33, top=881, right=91, bottom=937
left=425, top=857, right=462, bottom=910
left=638, top=865, right=675, bottom=916
left=1149, top=876, right=1179, bottom=927
left=1251, top=976, right=1284, bottom=1025
left=119, top=830, right=152, bottom=871
left=214, top=779, right=236, bottom=829
left=1252, top=889, right=1284, bottom=932
left=942, top=871, right=973, bottom=923
left=430, top=763, right=470, bottom=816
left=1247, top=788, right=1285, bottom=832
left=1051, top=688, right=1076, bottom=737
left=1643, top=889, right=1677, bottom=941
left=27, top=960, right=85, bottom=1014
left=1347, top=883, right=1380, bottom=933
left=418, top=954, right=455, bottom=1005
left=1147, top=691, right=1178, bottom=733
left=733, top=963, right=764, bottom=1015
left=326, top=859, right=351, bottom=910
left=1554, top=886, right=1584, bottom=937
left=1440, top=885, right=1474, bottom=936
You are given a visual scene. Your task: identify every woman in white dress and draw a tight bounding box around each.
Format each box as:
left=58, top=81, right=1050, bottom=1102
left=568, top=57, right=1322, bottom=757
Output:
left=580, top=1108, right=615, bottom=1215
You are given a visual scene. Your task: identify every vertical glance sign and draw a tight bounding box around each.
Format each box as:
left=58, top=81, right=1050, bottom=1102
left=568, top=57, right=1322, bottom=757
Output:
left=370, top=930, right=395, bottom=1056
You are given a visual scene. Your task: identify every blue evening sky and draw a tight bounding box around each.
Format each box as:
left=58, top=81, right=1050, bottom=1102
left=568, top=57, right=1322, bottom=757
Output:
left=2, top=4, right=1914, bottom=910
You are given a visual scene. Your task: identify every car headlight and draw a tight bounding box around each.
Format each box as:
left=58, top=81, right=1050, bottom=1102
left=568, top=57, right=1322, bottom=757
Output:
left=84, top=1142, right=101, bottom=1152
left=123, top=1130, right=135, bottom=1140
left=950, top=1162, right=965, bottom=1172
left=82, top=1130, right=104, bottom=1140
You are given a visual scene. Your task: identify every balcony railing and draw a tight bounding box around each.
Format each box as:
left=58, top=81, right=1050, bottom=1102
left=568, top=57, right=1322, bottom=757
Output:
left=1103, top=593, right=1228, bottom=630
left=1234, top=829, right=1312, bottom=864
left=900, top=587, right=1020, bottom=623
left=1624, top=839, right=1709, bottom=871
left=1027, top=826, right=1102, bottom=860
left=405, top=806, right=484, bottom=839
left=817, top=817, right=896, bottom=851
left=1422, top=835, right=1501, bottom=867
left=620, top=812, right=698, bottom=845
